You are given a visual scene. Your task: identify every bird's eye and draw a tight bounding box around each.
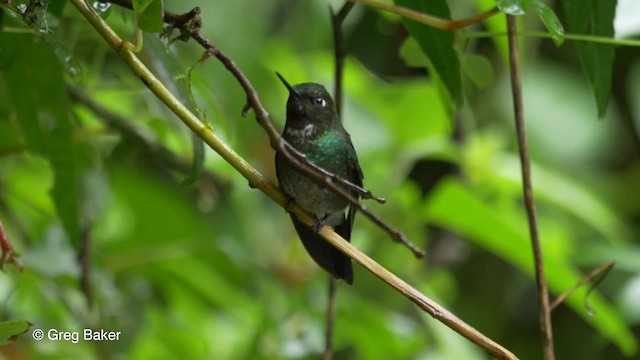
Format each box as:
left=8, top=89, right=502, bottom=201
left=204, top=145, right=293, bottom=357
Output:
left=314, top=97, right=326, bottom=107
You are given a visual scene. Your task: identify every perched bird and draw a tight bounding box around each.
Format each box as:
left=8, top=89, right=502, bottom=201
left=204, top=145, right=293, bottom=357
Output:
left=275, top=72, right=363, bottom=285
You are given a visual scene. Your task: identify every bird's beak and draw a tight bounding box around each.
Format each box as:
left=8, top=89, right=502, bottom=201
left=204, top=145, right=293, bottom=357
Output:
left=276, top=72, right=301, bottom=99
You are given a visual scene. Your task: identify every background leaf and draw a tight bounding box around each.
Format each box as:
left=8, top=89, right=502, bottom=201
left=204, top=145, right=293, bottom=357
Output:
left=395, top=0, right=462, bottom=107
left=423, top=178, right=638, bottom=355
left=0, top=32, right=80, bottom=248
left=559, top=0, right=617, bottom=117
left=132, top=0, right=164, bottom=33
left=533, top=0, right=565, bottom=46
left=461, top=54, right=495, bottom=89
left=0, top=320, right=31, bottom=345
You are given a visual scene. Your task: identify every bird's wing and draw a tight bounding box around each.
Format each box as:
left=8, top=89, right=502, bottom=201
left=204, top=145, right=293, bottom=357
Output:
left=343, top=136, right=363, bottom=233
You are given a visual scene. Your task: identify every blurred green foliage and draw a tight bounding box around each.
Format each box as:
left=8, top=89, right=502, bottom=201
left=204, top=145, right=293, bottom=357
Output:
left=0, top=0, right=639, bottom=359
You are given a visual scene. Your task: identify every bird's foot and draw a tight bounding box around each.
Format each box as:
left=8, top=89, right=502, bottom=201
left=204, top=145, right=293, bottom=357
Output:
left=283, top=195, right=295, bottom=213
left=312, top=215, right=328, bottom=233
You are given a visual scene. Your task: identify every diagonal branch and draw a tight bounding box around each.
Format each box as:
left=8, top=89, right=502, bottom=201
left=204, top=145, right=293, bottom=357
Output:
left=506, top=15, right=554, bottom=360
left=70, top=1, right=517, bottom=358
left=107, top=0, right=424, bottom=258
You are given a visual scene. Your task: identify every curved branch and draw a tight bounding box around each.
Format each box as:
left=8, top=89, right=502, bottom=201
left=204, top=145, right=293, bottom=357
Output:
left=550, top=260, right=616, bottom=314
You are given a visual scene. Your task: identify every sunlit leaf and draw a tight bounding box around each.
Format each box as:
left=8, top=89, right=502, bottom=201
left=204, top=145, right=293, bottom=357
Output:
left=423, top=178, right=638, bottom=355
left=472, top=0, right=509, bottom=59
left=577, top=244, right=640, bottom=273
left=494, top=155, right=631, bottom=246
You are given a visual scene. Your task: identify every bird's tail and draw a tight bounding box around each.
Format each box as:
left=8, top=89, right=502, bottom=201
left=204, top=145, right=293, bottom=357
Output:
left=290, top=215, right=353, bottom=284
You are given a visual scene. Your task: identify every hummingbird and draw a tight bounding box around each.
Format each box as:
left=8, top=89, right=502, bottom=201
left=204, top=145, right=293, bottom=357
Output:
left=275, top=72, right=363, bottom=285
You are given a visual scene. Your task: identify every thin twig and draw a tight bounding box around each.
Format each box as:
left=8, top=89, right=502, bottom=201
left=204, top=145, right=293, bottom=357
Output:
left=70, top=2, right=517, bottom=357
left=165, top=7, right=388, bottom=200
left=465, top=30, right=640, bottom=47
left=278, top=139, right=386, bottom=204
left=348, top=0, right=499, bottom=30
left=330, top=1, right=355, bottom=117
left=323, top=277, right=338, bottom=360
left=506, top=15, right=554, bottom=360
left=550, top=260, right=616, bottom=314
left=324, top=4, right=356, bottom=357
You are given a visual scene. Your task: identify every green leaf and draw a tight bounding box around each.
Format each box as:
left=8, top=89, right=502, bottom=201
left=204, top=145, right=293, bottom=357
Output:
left=423, top=178, right=638, bottom=355
left=0, top=33, right=80, bottom=247
left=47, top=0, right=68, bottom=17
left=0, top=320, right=31, bottom=345
left=494, top=155, right=631, bottom=245
left=132, top=0, right=164, bottom=33
left=45, top=35, right=83, bottom=81
left=496, top=0, right=529, bottom=15
left=497, top=0, right=566, bottom=47
left=461, top=54, right=494, bottom=89
left=533, top=0, right=565, bottom=46
left=560, top=0, right=616, bottom=117
left=398, top=36, right=428, bottom=68
left=399, top=34, right=456, bottom=113
left=395, top=0, right=462, bottom=106
left=0, top=119, right=24, bottom=151
left=141, top=33, right=205, bottom=186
